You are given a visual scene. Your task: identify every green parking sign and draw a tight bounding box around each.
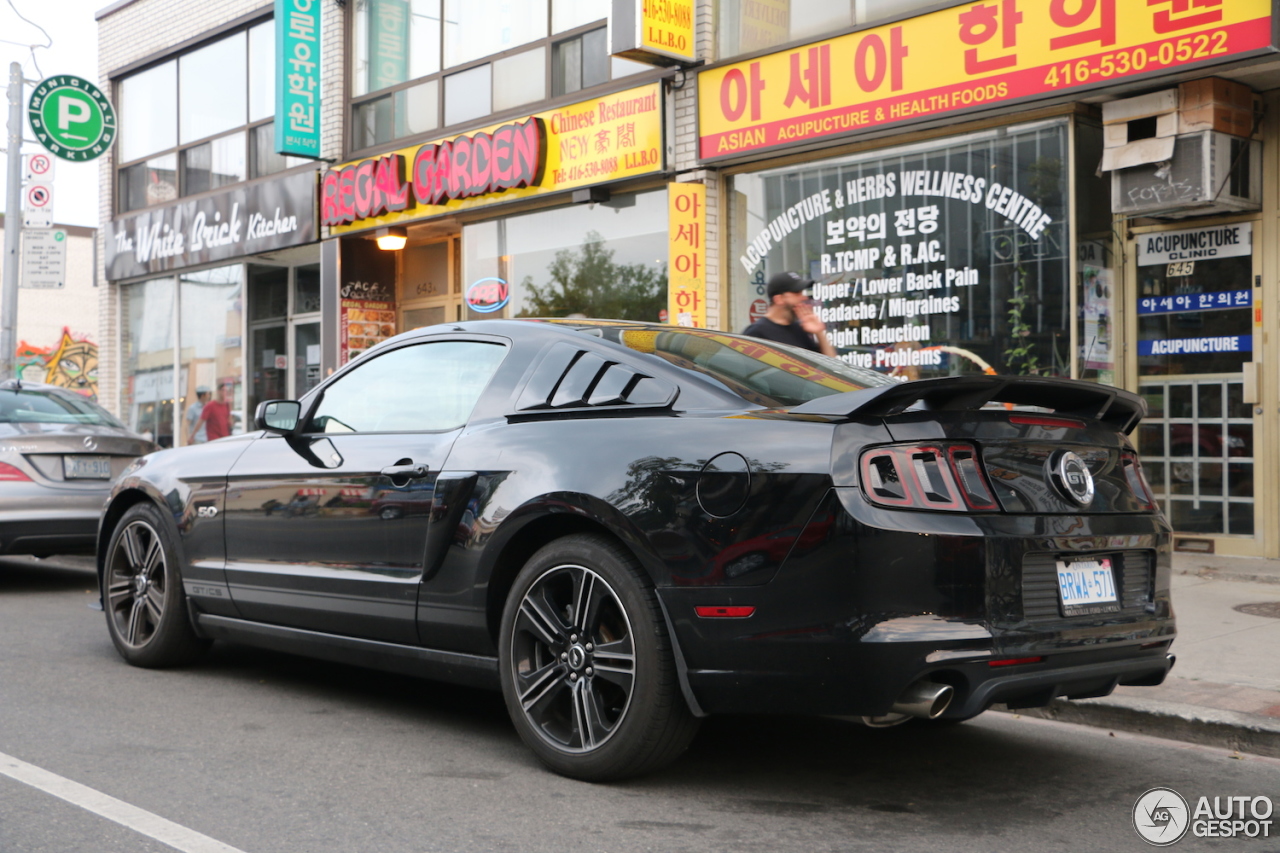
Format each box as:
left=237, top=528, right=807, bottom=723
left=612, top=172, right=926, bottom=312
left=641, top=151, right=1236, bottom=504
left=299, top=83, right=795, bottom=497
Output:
left=28, top=75, right=117, bottom=162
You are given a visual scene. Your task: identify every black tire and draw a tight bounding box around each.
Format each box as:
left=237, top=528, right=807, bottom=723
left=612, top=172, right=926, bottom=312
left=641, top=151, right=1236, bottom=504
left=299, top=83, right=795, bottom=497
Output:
left=498, top=533, right=699, bottom=781
left=102, top=503, right=210, bottom=668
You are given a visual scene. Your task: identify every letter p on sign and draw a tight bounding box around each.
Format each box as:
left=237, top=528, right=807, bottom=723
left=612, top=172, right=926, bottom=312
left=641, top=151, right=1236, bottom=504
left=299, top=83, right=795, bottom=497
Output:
left=57, top=96, right=91, bottom=138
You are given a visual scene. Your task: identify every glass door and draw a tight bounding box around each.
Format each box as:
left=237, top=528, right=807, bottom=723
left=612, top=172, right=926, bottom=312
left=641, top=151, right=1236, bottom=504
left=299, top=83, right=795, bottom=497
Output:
left=398, top=238, right=459, bottom=331
left=1130, top=220, right=1262, bottom=555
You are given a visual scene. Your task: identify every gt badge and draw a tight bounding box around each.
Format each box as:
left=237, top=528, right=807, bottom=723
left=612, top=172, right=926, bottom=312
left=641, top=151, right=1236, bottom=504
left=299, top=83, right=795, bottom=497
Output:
left=1047, top=450, right=1095, bottom=507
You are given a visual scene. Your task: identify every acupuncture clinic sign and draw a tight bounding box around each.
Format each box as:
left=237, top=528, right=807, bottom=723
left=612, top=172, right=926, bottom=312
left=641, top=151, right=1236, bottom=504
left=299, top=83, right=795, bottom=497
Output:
left=105, top=172, right=317, bottom=279
left=1136, top=223, right=1252, bottom=266
left=697, top=0, right=1272, bottom=161
left=324, top=83, right=663, bottom=233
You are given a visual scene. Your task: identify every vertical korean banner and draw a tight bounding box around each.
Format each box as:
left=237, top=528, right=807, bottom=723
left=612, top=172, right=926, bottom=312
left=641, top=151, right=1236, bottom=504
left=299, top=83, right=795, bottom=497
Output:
left=276, top=0, right=322, bottom=158
left=668, top=183, right=706, bottom=327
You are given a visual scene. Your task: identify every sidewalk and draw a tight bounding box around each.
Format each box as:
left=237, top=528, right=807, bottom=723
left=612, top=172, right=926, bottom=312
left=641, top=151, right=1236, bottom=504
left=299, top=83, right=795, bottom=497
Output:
left=1002, top=552, right=1280, bottom=758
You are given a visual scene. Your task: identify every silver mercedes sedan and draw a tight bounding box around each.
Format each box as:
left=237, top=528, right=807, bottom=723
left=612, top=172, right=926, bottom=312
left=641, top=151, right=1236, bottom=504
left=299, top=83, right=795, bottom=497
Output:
left=0, top=380, right=155, bottom=557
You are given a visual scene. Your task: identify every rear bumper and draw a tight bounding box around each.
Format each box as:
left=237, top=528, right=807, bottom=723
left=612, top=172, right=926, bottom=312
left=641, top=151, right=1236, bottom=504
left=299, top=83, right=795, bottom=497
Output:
left=0, top=491, right=106, bottom=556
left=942, top=650, right=1175, bottom=719
left=659, top=491, right=1175, bottom=718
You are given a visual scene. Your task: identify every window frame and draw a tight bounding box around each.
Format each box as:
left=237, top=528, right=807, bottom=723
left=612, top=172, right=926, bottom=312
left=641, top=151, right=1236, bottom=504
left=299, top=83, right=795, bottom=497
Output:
left=113, top=14, right=311, bottom=215
left=346, top=9, right=662, bottom=158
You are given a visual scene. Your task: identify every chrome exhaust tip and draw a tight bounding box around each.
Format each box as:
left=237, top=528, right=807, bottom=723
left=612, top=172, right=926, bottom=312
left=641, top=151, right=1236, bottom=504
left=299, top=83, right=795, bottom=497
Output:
left=891, top=680, right=954, bottom=719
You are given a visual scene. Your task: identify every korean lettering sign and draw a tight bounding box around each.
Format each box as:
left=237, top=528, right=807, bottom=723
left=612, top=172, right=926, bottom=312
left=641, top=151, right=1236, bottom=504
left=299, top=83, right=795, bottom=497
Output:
left=324, top=83, right=663, bottom=233
left=698, top=0, right=1273, bottom=161
left=668, top=183, right=706, bottom=328
left=275, top=0, right=322, bottom=159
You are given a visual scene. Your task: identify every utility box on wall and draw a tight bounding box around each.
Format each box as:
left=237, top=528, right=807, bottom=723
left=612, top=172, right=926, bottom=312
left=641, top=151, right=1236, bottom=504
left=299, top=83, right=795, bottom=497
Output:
left=1112, top=131, right=1261, bottom=217
left=1102, top=77, right=1261, bottom=218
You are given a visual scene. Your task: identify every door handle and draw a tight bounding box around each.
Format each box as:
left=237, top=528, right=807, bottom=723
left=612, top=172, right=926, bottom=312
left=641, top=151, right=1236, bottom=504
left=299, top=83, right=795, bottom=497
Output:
left=381, top=462, right=430, bottom=480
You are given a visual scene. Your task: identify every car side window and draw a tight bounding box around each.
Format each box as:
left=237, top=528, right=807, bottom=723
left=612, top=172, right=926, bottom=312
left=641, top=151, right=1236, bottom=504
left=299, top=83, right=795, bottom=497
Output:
left=308, top=341, right=507, bottom=434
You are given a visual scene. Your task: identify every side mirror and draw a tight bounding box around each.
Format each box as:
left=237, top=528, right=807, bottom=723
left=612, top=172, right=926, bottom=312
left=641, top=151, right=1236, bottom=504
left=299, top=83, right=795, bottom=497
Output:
left=255, top=400, right=301, bottom=434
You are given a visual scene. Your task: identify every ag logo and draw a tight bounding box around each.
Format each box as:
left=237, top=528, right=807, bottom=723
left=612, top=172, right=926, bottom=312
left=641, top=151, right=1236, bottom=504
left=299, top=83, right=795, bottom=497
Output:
left=1047, top=450, right=1095, bottom=507
left=28, top=75, right=117, bottom=162
left=1133, top=787, right=1190, bottom=846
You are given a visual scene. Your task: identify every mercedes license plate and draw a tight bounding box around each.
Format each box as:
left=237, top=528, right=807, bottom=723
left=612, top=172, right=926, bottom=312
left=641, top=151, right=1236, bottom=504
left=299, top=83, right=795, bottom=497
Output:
left=64, top=455, right=112, bottom=479
left=1056, top=558, right=1119, bottom=616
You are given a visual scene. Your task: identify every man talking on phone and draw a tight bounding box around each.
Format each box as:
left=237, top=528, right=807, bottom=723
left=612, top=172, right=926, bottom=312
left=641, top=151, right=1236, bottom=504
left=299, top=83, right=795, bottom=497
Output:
left=741, top=271, right=837, bottom=356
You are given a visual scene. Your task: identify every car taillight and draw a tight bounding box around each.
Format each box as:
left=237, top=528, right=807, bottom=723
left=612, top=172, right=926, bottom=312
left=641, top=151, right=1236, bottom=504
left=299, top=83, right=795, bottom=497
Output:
left=1121, top=451, right=1157, bottom=511
left=860, top=443, right=998, bottom=512
left=0, top=462, right=31, bottom=481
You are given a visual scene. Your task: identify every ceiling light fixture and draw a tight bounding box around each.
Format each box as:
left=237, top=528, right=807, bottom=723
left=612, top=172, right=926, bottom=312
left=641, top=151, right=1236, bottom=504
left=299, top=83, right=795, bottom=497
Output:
left=375, top=226, right=408, bottom=251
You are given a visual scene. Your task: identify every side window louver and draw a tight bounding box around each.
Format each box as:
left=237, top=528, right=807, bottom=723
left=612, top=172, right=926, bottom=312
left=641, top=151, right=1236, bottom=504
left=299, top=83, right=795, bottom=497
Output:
left=514, top=342, right=677, bottom=414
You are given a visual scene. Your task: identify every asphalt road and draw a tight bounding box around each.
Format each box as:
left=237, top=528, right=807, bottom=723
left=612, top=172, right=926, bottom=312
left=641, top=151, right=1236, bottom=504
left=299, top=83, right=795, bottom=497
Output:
left=2, top=557, right=1276, bottom=853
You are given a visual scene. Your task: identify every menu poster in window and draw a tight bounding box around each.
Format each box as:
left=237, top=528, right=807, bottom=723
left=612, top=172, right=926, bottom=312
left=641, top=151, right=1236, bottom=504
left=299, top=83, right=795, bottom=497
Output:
left=339, top=238, right=397, bottom=364
left=734, top=122, right=1068, bottom=379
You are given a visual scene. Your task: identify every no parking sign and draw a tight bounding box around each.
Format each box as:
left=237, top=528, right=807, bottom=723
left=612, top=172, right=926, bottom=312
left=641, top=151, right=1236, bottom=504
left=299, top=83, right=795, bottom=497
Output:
left=23, top=184, right=53, bottom=228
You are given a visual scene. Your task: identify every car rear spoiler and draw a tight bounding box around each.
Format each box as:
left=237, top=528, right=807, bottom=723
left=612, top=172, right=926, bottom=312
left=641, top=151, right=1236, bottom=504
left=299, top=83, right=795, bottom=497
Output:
left=789, top=375, right=1147, bottom=434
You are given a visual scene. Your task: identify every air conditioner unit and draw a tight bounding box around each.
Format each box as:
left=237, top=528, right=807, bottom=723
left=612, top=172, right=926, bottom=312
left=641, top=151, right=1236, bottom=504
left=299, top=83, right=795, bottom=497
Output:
left=1111, top=131, right=1260, bottom=218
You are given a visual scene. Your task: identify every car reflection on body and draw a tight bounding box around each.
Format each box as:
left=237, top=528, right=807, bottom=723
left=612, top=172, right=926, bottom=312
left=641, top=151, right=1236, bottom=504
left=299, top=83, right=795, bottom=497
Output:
left=0, top=380, right=155, bottom=557
left=95, top=320, right=1176, bottom=781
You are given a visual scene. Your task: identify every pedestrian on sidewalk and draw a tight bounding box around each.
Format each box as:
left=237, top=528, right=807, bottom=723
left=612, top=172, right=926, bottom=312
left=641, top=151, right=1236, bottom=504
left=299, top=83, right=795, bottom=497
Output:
left=197, top=383, right=233, bottom=441
left=742, top=271, right=837, bottom=357
left=185, top=386, right=211, bottom=444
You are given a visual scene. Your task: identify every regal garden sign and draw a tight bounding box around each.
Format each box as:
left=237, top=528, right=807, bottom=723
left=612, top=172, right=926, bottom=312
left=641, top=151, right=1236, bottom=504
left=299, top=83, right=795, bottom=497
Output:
left=28, top=75, right=117, bottom=162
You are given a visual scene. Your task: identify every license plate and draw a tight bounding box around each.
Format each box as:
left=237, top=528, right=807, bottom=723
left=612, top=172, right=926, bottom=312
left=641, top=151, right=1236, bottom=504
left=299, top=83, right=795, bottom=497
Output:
left=64, top=455, right=112, bottom=479
left=1056, top=558, right=1119, bottom=616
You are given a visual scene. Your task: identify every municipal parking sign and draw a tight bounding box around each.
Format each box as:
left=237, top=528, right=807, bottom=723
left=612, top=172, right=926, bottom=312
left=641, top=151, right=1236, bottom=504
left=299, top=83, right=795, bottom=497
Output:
left=28, top=75, right=117, bottom=162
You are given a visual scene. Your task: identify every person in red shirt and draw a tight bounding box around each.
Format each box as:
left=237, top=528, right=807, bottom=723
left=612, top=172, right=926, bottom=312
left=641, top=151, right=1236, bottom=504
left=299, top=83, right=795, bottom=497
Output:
left=197, top=383, right=233, bottom=441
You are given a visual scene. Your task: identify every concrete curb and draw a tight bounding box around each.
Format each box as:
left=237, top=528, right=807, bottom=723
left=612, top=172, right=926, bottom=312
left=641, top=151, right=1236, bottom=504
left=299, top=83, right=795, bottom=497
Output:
left=1179, top=568, right=1280, bottom=586
left=995, top=697, right=1280, bottom=758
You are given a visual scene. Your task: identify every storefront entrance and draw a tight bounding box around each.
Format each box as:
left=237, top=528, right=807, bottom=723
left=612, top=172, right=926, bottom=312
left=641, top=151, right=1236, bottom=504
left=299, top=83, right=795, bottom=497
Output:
left=398, top=238, right=460, bottom=330
left=1130, top=220, right=1263, bottom=556
left=247, top=254, right=323, bottom=417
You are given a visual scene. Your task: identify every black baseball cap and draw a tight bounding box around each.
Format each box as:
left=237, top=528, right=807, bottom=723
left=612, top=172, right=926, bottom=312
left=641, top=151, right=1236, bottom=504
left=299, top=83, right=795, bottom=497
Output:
left=766, top=271, right=814, bottom=299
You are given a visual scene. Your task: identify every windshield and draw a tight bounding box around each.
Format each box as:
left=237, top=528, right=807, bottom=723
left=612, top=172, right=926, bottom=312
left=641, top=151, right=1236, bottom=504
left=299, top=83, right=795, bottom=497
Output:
left=555, top=323, right=894, bottom=408
left=0, top=388, right=125, bottom=427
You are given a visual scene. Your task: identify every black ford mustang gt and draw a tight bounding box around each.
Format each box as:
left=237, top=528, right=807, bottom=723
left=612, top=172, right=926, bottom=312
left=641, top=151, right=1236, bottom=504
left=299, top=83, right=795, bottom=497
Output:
left=97, top=319, right=1174, bottom=780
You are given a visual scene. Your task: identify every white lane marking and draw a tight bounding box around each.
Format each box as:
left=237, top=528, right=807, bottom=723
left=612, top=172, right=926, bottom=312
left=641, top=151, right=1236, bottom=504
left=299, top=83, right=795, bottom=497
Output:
left=0, top=750, right=249, bottom=853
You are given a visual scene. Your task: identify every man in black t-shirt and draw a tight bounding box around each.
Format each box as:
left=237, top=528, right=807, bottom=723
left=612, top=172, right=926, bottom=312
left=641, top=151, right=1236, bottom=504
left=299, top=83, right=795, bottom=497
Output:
left=741, top=271, right=837, bottom=356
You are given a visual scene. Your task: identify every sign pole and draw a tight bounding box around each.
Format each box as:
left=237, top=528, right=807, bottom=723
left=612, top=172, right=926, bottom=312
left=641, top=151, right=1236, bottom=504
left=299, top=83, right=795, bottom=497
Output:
left=1, top=62, right=23, bottom=381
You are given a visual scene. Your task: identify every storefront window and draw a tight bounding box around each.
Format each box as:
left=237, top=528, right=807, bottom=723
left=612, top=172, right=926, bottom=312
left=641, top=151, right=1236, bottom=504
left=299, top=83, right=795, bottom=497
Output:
left=730, top=119, right=1069, bottom=378
left=351, top=0, right=645, bottom=149
left=462, top=190, right=668, bottom=322
left=116, top=19, right=302, bottom=213
left=178, top=267, right=245, bottom=445
left=717, top=0, right=943, bottom=61
left=444, top=0, right=548, bottom=68
left=121, top=278, right=176, bottom=447
left=1075, top=122, right=1117, bottom=385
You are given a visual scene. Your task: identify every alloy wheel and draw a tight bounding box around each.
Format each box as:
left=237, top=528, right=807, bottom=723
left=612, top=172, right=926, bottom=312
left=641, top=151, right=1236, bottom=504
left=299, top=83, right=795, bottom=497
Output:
left=509, top=564, right=636, bottom=753
left=106, top=520, right=168, bottom=649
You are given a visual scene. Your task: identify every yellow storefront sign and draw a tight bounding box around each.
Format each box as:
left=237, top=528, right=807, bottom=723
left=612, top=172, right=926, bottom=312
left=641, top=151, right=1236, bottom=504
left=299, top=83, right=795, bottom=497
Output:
left=668, top=182, right=706, bottom=327
left=698, top=0, right=1273, bottom=160
left=641, top=0, right=695, bottom=62
left=324, top=83, right=664, bottom=233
